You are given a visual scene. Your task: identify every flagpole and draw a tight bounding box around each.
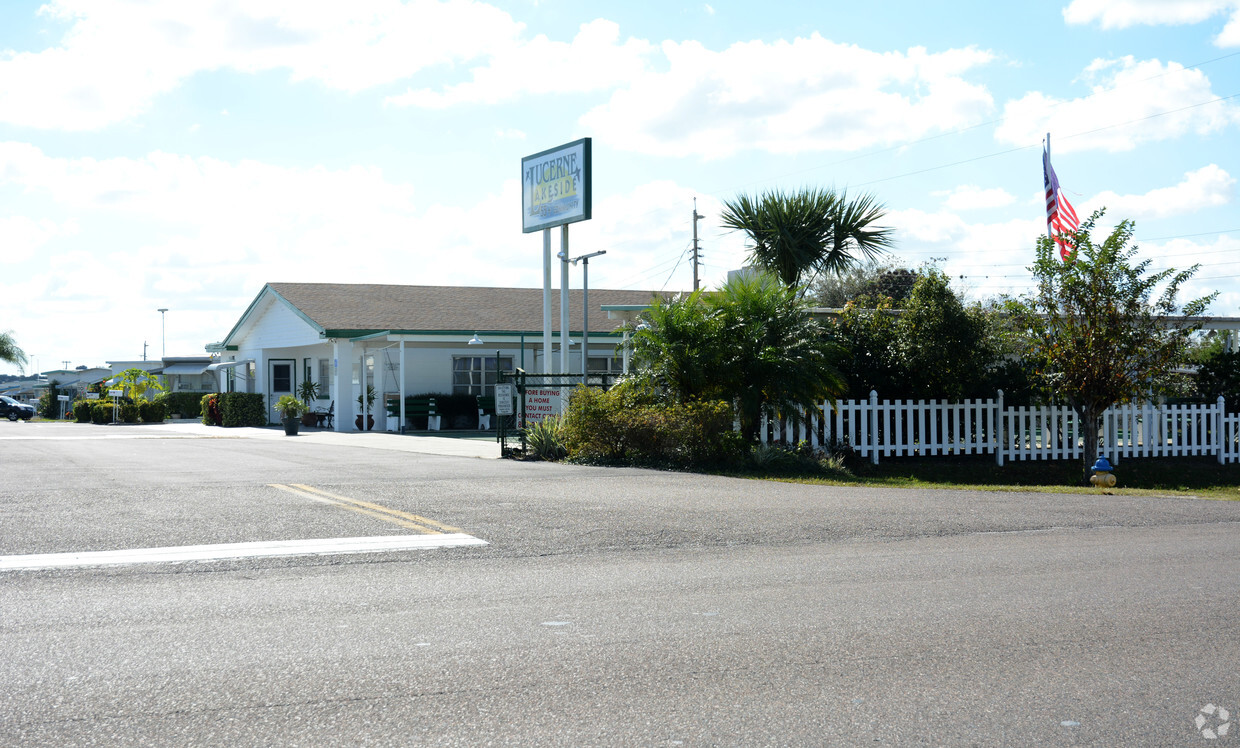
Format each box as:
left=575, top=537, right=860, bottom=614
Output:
left=1044, top=132, right=1053, bottom=242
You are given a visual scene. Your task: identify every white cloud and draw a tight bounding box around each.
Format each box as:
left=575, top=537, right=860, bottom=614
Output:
left=1141, top=233, right=1240, bottom=315
left=1086, top=164, right=1235, bottom=219
left=0, top=215, right=76, bottom=263
left=1062, top=0, right=1240, bottom=46
left=385, top=19, right=655, bottom=109
left=0, top=0, right=525, bottom=130
left=995, top=56, right=1240, bottom=152
left=580, top=35, right=995, bottom=158
left=935, top=185, right=1017, bottom=211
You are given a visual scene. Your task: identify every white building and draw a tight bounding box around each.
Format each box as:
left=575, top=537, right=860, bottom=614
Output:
left=207, top=283, right=664, bottom=431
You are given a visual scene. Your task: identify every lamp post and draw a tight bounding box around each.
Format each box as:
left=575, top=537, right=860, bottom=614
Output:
left=568, top=250, right=606, bottom=385
left=157, top=308, right=168, bottom=359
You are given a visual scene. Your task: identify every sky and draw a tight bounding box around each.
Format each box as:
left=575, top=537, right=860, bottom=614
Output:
left=1, top=0, right=1238, bottom=376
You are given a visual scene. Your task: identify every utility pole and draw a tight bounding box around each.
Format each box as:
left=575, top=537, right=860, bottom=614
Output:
left=143, top=341, right=148, bottom=361
left=692, top=198, right=704, bottom=291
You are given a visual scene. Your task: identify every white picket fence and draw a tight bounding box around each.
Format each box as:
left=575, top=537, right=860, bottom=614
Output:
left=760, top=391, right=1240, bottom=465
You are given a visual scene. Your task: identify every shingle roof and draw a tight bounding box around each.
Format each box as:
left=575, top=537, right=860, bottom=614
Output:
left=266, top=283, right=670, bottom=335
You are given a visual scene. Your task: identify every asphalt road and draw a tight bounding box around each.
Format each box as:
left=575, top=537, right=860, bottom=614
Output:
left=2, top=421, right=1239, bottom=746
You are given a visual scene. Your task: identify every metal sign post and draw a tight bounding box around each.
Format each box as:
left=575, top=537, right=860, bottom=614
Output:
left=522, top=138, right=592, bottom=377
left=108, top=389, right=123, bottom=423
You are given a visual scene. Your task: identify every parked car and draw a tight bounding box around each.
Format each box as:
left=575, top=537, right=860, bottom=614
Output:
left=0, top=395, right=35, bottom=421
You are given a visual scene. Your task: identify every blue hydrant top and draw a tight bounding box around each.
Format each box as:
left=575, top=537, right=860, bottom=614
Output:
left=1092, top=456, right=1113, bottom=472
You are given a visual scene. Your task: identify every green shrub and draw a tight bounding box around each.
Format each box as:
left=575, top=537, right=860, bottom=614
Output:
left=139, top=399, right=166, bottom=423
left=561, top=383, right=744, bottom=467
left=220, top=392, right=265, bottom=427
left=91, top=401, right=112, bottom=424
left=119, top=401, right=140, bottom=423
left=74, top=400, right=94, bottom=423
left=202, top=394, right=221, bottom=426
left=525, top=414, right=568, bottom=460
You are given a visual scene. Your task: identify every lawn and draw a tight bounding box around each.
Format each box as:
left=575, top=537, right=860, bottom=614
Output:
left=761, top=454, right=1240, bottom=500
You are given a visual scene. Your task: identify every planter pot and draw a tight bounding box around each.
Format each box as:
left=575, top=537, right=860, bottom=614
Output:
left=283, top=416, right=300, bottom=436
left=355, top=414, right=376, bottom=431
left=300, top=412, right=317, bottom=427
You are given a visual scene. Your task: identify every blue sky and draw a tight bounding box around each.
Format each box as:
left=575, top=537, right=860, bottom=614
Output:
left=1, top=0, right=1237, bottom=375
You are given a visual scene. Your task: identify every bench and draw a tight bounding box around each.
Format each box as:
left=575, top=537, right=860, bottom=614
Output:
left=476, top=396, right=493, bottom=430
left=477, top=393, right=518, bottom=430
left=404, top=396, right=440, bottom=431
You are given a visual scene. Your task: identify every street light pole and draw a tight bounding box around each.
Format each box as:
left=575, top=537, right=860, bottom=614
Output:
left=157, top=308, right=168, bottom=359
left=568, top=250, right=606, bottom=386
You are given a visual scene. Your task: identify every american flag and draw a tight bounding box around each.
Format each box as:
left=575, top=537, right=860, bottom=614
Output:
left=1043, top=139, right=1079, bottom=261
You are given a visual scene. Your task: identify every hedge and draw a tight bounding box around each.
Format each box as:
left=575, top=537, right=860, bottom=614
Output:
left=220, top=392, right=266, bottom=427
left=91, top=401, right=112, bottom=424
left=139, top=400, right=166, bottom=423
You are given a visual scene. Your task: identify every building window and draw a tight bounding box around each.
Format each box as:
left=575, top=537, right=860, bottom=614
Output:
left=452, top=356, right=514, bottom=397
left=318, top=359, right=330, bottom=397
left=586, top=356, right=623, bottom=385
left=587, top=356, right=622, bottom=373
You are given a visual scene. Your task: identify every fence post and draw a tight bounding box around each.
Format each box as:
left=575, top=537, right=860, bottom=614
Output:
left=1218, top=395, right=1226, bottom=466
left=869, top=390, right=879, bottom=465
left=995, top=389, right=1005, bottom=467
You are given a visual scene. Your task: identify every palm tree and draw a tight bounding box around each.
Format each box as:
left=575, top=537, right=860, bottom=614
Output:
left=0, top=330, right=28, bottom=372
left=630, top=272, right=845, bottom=441
left=720, top=187, right=894, bottom=289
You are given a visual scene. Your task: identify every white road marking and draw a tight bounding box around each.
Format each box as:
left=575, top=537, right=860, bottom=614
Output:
left=0, top=534, right=488, bottom=571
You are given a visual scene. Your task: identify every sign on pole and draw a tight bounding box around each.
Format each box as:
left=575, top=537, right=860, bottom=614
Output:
left=521, top=138, right=591, bottom=234
left=494, top=384, right=515, bottom=416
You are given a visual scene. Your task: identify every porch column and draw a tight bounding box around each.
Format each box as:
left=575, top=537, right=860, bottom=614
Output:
left=332, top=339, right=354, bottom=432
left=399, top=340, right=406, bottom=433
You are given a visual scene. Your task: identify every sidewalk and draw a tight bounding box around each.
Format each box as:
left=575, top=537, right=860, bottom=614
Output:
left=9, top=420, right=502, bottom=459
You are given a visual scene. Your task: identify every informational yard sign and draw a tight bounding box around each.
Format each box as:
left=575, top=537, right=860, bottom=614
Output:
left=494, top=384, right=515, bottom=416
left=521, top=138, right=591, bottom=233
left=518, top=387, right=563, bottom=428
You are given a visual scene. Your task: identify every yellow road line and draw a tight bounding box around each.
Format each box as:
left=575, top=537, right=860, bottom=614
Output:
left=289, top=484, right=463, bottom=533
left=269, top=483, right=462, bottom=534
left=268, top=484, right=449, bottom=534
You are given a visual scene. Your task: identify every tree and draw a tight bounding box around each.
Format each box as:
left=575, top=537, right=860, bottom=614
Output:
left=896, top=270, right=994, bottom=400
left=1009, top=211, right=1215, bottom=483
left=810, top=262, right=920, bottom=307
left=720, top=188, right=894, bottom=289
left=629, top=272, right=845, bottom=441
left=113, top=367, right=166, bottom=402
left=0, top=330, right=28, bottom=372
left=1193, top=344, right=1240, bottom=411
left=827, top=272, right=1023, bottom=401
left=626, top=289, right=722, bottom=403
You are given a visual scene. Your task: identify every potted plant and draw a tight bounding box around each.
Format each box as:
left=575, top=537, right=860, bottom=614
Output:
left=356, top=385, right=376, bottom=431
left=274, top=395, right=308, bottom=435
left=297, top=380, right=320, bottom=426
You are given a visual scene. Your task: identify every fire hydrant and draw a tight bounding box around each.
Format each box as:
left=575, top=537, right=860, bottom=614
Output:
left=1090, top=456, right=1116, bottom=488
